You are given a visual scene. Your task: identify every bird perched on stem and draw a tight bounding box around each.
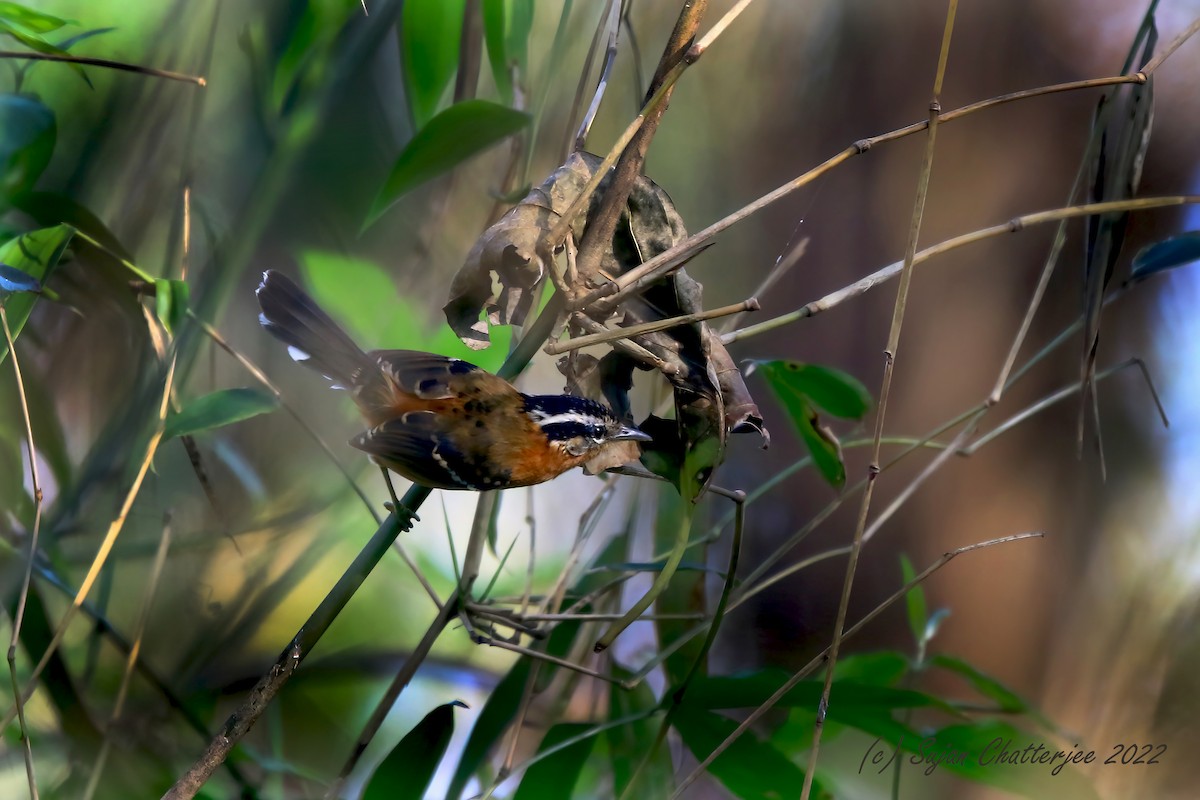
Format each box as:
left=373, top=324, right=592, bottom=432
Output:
left=255, top=270, right=650, bottom=513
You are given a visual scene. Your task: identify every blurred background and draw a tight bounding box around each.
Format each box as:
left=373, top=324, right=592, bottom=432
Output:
left=2, top=0, right=1199, bottom=797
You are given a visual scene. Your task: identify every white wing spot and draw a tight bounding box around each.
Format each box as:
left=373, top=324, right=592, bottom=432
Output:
left=287, top=345, right=311, bottom=362
left=432, top=441, right=475, bottom=489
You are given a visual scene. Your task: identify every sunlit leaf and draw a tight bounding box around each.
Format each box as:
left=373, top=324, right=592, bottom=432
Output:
left=513, top=723, right=596, bottom=800
left=1131, top=232, right=1200, bottom=281
left=298, top=250, right=510, bottom=372
left=0, top=224, right=74, bottom=366
left=0, top=2, right=68, bottom=33
left=164, top=388, right=280, bottom=440
left=154, top=278, right=189, bottom=335
left=362, top=701, right=466, bottom=800
left=402, top=0, right=466, bottom=128
left=367, top=100, right=530, bottom=226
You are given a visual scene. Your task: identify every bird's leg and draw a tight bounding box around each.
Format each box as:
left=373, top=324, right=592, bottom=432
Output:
left=380, top=466, right=420, bottom=531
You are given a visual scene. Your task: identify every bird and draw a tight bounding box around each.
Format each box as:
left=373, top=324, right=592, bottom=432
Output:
left=255, top=270, right=651, bottom=511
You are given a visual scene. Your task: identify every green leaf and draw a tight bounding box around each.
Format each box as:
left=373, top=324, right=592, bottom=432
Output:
left=1131, top=232, right=1200, bottom=281
left=752, top=359, right=867, bottom=487
left=164, top=388, right=280, bottom=440
left=271, top=0, right=356, bottom=113
left=0, top=93, right=56, bottom=205
left=513, top=723, right=596, bottom=800
left=363, top=701, right=466, bottom=800
left=367, top=100, right=530, bottom=226
left=483, top=0, right=533, bottom=106
left=446, top=621, right=582, bottom=799
left=608, top=671, right=673, bottom=798
left=402, top=0, right=466, bottom=129
left=751, top=359, right=871, bottom=419
left=673, top=705, right=812, bottom=800
left=830, top=651, right=909, bottom=686
left=0, top=2, right=67, bottom=33
left=298, top=250, right=510, bottom=372
left=930, top=654, right=1047, bottom=726
left=899, top=553, right=927, bottom=649
left=0, top=224, right=73, bottom=366
left=794, top=398, right=846, bottom=488
left=154, top=279, right=190, bottom=335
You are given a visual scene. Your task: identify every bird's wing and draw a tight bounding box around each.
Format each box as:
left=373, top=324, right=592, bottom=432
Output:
left=350, top=410, right=488, bottom=490
left=367, top=349, right=517, bottom=400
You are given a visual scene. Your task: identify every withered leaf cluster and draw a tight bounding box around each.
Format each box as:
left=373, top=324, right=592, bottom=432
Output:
left=445, top=152, right=767, bottom=493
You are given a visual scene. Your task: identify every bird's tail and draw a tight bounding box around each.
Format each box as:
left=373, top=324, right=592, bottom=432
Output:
left=256, top=270, right=374, bottom=389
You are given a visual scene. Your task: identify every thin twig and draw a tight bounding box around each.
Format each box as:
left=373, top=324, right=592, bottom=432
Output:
left=581, top=74, right=1168, bottom=314
left=2, top=304, right=40, bottom=799
left=801, top=7, right=958, bottom=791
left=545, top=298, right=757, bottom=354
left=0, top=50, right=206, bottom=84
left=722, top=195, right=1200, bottom=344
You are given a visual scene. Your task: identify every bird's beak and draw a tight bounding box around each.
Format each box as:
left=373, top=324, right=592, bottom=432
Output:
left=611, top=426, right=652, bottom=443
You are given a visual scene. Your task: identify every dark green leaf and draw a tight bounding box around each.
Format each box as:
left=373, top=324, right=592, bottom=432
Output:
left=53, top=26, right=114, bottom=52
left=482, top=0, right=511, bottom=105
left=12, top=190, right=134, bottom=261
left=609, top=670, right=672, bottom=798
left=0, top=224, right=74, bottom=366
left=751, top=359, right=871, bottom=419
left=154, top=279, right=189, bottom=335
left=367, top=100, right=530, bottom=226
left=930, top=654, right=1038, bottom=719
left=271, top=1, right=355, bottom=113
left=402, top=0, right=466, bottom=128
left=899, top=553, right=927, bottom=649
left=0, top=93, right=56, bottom=205
left=164, top=388, right=279, bottom=440
left=1131, top=232, right=1200, bottom=281
left=513, top=723, right=596, bottom=800
left=0, top=263, right=40, bottom=292
left=795, top=398, right=845, bottom=488
left=673, top=705, right=811, bottom=800
left=446, top=621, right=583, bottom=799
left=363, top=701, right=466, bottom=800
left=483, top=0, right=533, bottom=106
